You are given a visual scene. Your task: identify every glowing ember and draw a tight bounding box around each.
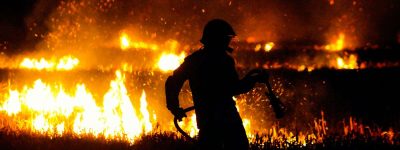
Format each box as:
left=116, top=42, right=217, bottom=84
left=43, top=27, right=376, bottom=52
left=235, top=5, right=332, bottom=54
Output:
left=157, top=53, right=185, bottom=72
left=19, top=55, right=79, bottom=71
left=325, top=33, right=345, bottom=51
left=0, top=70, right=155, bottom=142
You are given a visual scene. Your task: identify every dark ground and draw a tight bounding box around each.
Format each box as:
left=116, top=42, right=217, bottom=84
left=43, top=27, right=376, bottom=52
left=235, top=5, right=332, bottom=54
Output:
left=270, top=68, right=400, bottom=129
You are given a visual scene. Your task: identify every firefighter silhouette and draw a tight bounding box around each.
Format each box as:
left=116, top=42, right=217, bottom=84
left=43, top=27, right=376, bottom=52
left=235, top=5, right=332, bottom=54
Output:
left=165, top=19, right=268, bottom=150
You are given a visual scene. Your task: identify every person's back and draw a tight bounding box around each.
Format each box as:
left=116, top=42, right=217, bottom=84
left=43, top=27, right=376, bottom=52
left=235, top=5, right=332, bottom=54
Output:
left=166, top=19, right=268, bottom=150
left=185, top=48, right=237, bottom=108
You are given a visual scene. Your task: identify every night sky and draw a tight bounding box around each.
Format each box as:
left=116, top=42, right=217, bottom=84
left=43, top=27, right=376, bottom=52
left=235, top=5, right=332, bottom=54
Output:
left=1, top=0, right=399, bottom=54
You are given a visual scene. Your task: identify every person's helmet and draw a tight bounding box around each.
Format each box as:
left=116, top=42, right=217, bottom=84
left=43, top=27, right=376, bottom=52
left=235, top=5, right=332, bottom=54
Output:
left=200, top=19, right=236, bottom=45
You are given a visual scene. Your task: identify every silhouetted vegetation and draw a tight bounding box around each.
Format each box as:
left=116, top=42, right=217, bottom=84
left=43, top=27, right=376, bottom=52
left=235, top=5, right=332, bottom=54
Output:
left=0, top=127, right=398, bottom=150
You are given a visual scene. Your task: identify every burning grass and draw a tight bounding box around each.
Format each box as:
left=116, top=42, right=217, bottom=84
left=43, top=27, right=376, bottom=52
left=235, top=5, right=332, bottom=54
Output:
left=250, top=134, right=399, bottom=150
left=1, top=0, right=399, bottom=149
left=0, top=116, right=398, bottom=150
left=0, top=68, right=400, bottom=149
left=0, top=127, right=193, bottom=150
left=249, top=118, right=399, bottom=150
left=0, top=56, right=399, bottom=149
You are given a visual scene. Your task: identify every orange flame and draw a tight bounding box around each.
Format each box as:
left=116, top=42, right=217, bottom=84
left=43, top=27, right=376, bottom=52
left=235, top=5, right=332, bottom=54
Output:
left=175, top=97, right=253, bottom=138
left=19, top=55, right=79, bottom=71
left=254, top=42, right=274, bottom=52
left=119, top=32, right=158, bottom=51
left=177, top=113, right=199, bottom=138
left=120, top=33, right=131, bottom=50
left=335, top=54, right=358, bottom=69
left=0, top=70, right=155, bottom=143
left=325, top=33, right=345, bottom=51
left=157, top=52, right=186, bottom=72
left=264, top=42, right=275, bottom=52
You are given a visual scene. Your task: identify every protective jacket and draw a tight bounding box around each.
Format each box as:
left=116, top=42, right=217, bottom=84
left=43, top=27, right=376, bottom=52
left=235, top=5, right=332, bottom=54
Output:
left=166, top=47, right=256, bottom=128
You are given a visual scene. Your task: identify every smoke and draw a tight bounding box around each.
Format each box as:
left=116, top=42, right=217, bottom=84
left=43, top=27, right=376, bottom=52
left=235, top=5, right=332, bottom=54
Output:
left=0, top=0, right=398, bottom=70
left=1, top=0, right=397, bottom=54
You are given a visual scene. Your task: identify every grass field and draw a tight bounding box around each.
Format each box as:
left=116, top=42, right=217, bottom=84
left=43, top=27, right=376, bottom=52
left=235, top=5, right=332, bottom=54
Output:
left=1, top=67, right=400, bottom=149
left=0, top=127, right=398, bottom=150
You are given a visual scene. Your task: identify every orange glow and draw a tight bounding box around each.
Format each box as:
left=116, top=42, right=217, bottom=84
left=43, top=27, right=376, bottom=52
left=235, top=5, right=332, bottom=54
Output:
left=254, top=44, right=262, bottom=52
left=119, top=32, right=158, bottom=51
left=175, top=97, right=253, bottom=138
left=325, top=33, right=345, bottom=51
left=177, top=113, right=199, bottom=138
left=19, top=55, right=79, bottom=71
left=329, top=0, right=335, bottom=5
left=246, top=37, right=257, bottom=43
left=139, top=90, right=153, bottom=133
left=264, top=42, right=275, bottom=52
left=120, top=33, right=131, bottom=50
left=157, top=52, right=186, bottom=72
left=254, top=42, right=274, bottom=52
left=242, top=118, right=251, bottom=137
left=297, top=65, right=315, bottom=72
left=0, top=70, right=155, bottom=143
left=336, top=54, right=358, bottom=69
left=234, top=96, right=253, bottom=137
left=0, top=0, right=397, bottom=147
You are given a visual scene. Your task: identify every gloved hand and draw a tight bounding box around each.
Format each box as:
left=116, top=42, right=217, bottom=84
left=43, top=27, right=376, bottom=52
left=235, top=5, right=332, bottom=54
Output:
left=170, top=107, right=187, bottom=121
left=245, top=68, right=269, bottom=83
left=266, top=91, right=286, bottom=119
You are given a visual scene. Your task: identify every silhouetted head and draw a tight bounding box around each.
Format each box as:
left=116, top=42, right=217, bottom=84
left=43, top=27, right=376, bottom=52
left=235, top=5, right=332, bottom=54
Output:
left=200, top=19, right=236, bottom=51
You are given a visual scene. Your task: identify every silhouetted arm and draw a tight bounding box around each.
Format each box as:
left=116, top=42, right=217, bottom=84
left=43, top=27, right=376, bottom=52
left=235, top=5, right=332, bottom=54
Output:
left=224, top=57, right=258, bottom=95
left=165, top=60, right=189, bottom=112
left=232, top=73, right=258, bottom=95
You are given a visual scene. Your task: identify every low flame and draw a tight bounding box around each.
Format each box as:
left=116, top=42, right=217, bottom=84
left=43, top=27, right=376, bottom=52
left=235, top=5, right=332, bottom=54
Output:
left=234, top=97, right=253, bottom=137
left=139, top=90, right=153, bottom=133
left=177, top=113, right=199, bottom=138
left=120, top=33, right=131, bottom=50
left=325, top=33, right=345, bottom=51
left=174, top=97, right=254, bottom=139
left=0, top=70, right=155, bottom=142
left=254, top=42, right=274, bottom=52
left=178, top=108, right=253, bottom=138
left=336, top=54, right=358, bottom=69
left=119, top=32, right=158, bottom=51
left=264, top=42, right=275, bottom=52
left=19, top=55, right=79, bottom=71
left=157, top=52, right=186, bottom=72
left=329, top=0, right=335, bottom=5
left=0, top=69, right=396, bottom=146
